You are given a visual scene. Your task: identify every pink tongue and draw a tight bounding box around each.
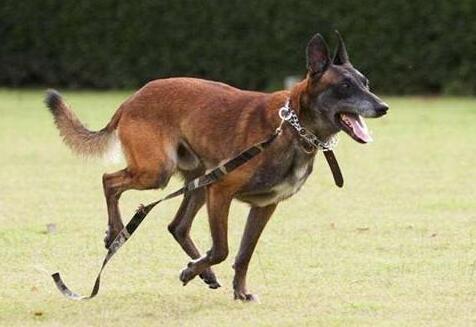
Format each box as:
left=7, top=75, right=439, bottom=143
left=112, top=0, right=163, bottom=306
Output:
left=342, top=113, right=373, bottom=143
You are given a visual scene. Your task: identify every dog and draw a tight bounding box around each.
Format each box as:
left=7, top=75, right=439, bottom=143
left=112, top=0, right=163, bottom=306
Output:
left=45, top=32, right=388, bottom=301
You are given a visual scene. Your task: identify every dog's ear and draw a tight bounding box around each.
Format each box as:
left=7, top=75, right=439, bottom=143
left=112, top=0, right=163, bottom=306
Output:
left=333, top=30, right=349, bottom=65
left=306, top=33, right=330, bottom=77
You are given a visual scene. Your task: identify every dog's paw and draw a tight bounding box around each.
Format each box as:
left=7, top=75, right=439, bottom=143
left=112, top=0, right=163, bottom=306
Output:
left=234, top=291, right=260, bottom=303
left=103, top=225, right=122, bottom=249
left=179, top=264, right=197, bottom=286
left=199, top=269, right=221, bottom=289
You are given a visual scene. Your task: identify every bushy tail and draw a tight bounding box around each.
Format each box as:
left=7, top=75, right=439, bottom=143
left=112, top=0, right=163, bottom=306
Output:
left=44, top=89, right=121, bottom=157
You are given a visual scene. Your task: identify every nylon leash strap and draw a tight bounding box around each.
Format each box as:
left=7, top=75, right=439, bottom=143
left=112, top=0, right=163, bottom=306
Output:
left=51, top=132, right=279, bottom=300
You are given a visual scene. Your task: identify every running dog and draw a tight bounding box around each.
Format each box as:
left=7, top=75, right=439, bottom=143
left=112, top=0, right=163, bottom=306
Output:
left=45, top=32, right=388, bottom=301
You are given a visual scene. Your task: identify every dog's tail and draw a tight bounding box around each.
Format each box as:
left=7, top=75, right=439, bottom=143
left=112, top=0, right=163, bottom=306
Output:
left=44, top=89, right=122, bottom=158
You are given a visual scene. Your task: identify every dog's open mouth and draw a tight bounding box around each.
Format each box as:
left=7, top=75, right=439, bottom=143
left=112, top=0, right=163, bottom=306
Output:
left=337, top=113, right=373, bottom=144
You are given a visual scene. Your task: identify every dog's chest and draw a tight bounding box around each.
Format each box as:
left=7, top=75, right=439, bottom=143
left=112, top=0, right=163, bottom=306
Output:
left=237, top=146, right=314, bottom=207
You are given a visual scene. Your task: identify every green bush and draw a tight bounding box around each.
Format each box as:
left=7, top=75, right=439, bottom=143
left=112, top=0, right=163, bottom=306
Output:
left=0, top=0, right=474, bottom=94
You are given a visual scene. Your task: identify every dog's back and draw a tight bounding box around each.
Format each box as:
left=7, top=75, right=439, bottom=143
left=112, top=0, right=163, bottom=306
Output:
left=115, top=77, right=285, bottom=168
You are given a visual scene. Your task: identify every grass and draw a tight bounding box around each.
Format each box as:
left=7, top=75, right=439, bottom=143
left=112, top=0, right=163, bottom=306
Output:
left=0, top=89, right=475, bottom=326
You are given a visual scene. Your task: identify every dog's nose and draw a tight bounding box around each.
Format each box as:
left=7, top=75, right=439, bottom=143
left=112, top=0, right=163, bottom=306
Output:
left=375, top=102, right=389, bottom=116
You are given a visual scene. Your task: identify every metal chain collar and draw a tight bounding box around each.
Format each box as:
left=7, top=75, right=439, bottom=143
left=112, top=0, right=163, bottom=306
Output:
left=278, top=99, right=338, bottom=152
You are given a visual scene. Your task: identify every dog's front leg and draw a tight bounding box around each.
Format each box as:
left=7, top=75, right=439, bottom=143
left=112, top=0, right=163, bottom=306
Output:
left=179, top=184, right=233, bottom=286
left=232, top=204, right=276, bottom=302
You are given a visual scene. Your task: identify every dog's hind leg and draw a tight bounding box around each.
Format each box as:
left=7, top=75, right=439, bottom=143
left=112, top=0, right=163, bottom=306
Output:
left=232, top=204, right=276, bottom=301
left=168, top=188, right=221, bottom=289
left=102, top=166, right=173, bottom=248
left=179, top=183, right=233, bottom=286
left=102, top=169, right=129, bottom=247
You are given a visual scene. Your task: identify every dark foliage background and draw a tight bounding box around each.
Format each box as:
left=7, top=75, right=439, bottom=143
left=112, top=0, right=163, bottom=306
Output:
left=0, top=0, right=474, bottom=94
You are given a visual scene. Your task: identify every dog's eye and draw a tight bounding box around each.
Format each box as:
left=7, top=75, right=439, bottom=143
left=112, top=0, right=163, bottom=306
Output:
left=341, top=81, right=351, bottom=89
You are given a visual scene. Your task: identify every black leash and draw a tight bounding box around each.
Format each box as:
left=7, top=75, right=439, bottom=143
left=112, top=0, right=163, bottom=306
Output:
left=51, top=100, right=344, bottom=300
left=52, top=131, right=280, bottom=300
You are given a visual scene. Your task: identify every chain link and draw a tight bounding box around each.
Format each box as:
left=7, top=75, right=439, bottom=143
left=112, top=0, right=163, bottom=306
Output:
left=278, top=99, right=338, bottom=152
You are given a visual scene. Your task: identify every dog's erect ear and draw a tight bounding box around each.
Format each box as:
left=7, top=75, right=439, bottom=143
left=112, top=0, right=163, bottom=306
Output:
left=333, top=30, right=349, bottom=65
left=306, top=33, right=330, bottom=77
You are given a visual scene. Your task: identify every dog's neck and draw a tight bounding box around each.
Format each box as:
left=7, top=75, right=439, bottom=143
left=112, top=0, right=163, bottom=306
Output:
left=289, top=79, right=339, bottom=141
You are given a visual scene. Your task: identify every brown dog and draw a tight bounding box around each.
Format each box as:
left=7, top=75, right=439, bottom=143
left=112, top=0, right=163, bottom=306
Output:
left=45, top=32, right=388, bottom=301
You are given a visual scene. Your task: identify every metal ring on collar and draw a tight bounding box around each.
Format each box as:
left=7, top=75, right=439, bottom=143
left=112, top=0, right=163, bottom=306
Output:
left=278, top=107, right=292, bottom=120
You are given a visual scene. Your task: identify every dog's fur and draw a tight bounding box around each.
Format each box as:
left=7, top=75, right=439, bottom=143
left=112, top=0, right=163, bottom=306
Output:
left=45, top=32, right=388, bottom=301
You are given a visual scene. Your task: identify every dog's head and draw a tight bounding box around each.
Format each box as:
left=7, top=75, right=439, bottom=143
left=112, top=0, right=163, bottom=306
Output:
left=300, top=32, right=388, bottom=143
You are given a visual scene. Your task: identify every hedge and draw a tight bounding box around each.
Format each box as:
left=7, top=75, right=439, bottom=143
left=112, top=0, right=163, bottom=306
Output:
left=0, top=0, right=474, bottom=94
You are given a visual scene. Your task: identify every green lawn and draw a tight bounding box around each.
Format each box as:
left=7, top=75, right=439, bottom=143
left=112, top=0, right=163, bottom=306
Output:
left=0, top=90, right=475, bottom=326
